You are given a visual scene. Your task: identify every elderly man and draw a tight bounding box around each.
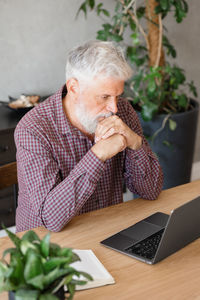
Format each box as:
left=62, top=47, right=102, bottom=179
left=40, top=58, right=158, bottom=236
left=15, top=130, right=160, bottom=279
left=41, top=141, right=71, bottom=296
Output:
left=15, top=40, right=163, bottom=232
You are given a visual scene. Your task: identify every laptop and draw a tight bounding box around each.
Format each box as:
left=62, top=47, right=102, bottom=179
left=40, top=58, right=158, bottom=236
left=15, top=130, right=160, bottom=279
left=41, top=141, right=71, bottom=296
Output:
left=101, top=196, right=200, bottom=264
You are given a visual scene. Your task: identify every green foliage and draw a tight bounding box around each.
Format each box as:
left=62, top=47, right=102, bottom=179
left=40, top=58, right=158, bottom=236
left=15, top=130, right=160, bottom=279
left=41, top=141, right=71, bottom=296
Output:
left=0, top=228, right=93, bottom=300
left=155, top=0, right=188, bottom=22
left=76, top=0, right=197, bottom=122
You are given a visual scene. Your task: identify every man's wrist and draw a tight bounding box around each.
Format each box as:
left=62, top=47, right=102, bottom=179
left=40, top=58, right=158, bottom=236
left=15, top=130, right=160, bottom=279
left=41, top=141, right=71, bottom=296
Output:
left=91, top=144, right=107, bottom=162
left=128, top=135, right=142, bottom=151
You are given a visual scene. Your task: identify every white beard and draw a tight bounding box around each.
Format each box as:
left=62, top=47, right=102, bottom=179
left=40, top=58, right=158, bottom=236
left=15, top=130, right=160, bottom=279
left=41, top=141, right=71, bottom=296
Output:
left=75, top=102, right=113, bottom=134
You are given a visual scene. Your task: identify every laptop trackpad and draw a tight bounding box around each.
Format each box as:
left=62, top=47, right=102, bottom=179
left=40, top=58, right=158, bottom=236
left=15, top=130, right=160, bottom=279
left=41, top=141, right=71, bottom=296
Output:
left=120, top=221, right=162, bottom=241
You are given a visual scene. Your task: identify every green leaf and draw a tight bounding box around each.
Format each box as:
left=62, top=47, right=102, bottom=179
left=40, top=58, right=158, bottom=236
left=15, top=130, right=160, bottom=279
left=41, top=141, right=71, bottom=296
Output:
left=101, top=9, right=110, bottom=17
left=110, top=33, right=123, bottom=42
left=63, top=274, right=73, bottom=285
left=78, top=270, right=93, bottom=281
left=71, top=252, right=81, bottom=263
left=24, top=249, right=43, bottom=281
left=136, top=6, right=145, bottom=18
left=76, top=3, right=87, bottom=18
left=169, top=119, right=177, bottom=131
left=182, top=0, right=189, bottom=13
left=147, top=78, right=156, bottom=93
left=126, top=46, right=146, bottom=66
left=188, top=81, right=198, bottom=97
left=15, top=289, right=39, bottom=300
left=39, top=294, right=59, bottom=300
left=160, top=0, right=169, bottom=10
left=0, top=276, right=17, bottom=292
left=9, top=252, right=25, bottom=286
left=96, top=2, right=109, bottom=17
left=96, top=3, right=103, bottom=15
left=96, top=23, right=112, bottom=41
left=2, top=226, right=21, bottom=249
left=102, top=23, right=112, bottom=31
left=141, top=102, right=159, bottom=121
left=49, top=243, right=61, bottom=257
left=43, top=257, right=73, bottom=273
left=22, top=231, right=40, bottom=243
left=129, top=18, right=136, bottom=31
left=87, top=0, right=95, bottom=9
left=178, top=94, right=188, bottom=108
left=163, top=36, right=176, bottom=58
left=96, top=30, right=108, bottom=41
left=58, top=247, right=72, bottom=257
left=169, top=66, right=185, bottom=88
left=27, top=274, right=44, bottom=290
left=132, top=72, right=143, bottom=91
left=43, top=267, right=72, bottom=288
left=174, top=1, right=186, bottom=22
left=171, top=91, right=178, bottom=100
left=20, top=240, right=38, bottom=255
left=163, top=140, right=172, bottom=147
left=66, top=283, right=75, bottom=300
left=131, top=33, right=139, bottom=45
left=70, top=279, right=87, bottom=285
left=132, top=97, right=140, bottom=105
left=41, top=233, right=50, bottom=258
left=3, top=248, right=18, bottom=259
left=0, top=261, right=8, bottom=275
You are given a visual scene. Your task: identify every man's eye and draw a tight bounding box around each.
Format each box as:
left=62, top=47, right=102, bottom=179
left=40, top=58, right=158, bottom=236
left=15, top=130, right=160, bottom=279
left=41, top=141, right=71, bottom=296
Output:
left=101, top=95, right=109, bottom=100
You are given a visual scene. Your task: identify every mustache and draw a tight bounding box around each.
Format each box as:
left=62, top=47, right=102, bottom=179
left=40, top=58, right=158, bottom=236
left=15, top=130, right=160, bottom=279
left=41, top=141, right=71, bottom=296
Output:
left=96, top=112, right=115, bottom=122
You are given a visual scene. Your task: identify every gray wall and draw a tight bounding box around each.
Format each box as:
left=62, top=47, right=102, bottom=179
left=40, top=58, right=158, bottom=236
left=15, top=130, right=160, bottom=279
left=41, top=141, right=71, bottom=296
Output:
left=0, top=0, right=199, bottom=161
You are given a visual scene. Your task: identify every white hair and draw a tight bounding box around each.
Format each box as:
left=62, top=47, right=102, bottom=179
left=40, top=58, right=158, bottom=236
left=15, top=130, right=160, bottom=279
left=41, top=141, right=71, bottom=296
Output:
left=65, top=40, right=133, bottom=83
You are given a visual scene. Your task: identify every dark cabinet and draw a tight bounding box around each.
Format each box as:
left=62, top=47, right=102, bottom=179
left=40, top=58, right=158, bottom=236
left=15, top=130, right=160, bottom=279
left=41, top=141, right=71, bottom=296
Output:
left=0, top=128, right=16, bottom=164
left=0, top=105, right=23, bottom=228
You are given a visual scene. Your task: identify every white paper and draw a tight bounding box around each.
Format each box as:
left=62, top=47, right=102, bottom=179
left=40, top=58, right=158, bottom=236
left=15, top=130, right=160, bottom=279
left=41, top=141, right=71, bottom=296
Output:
left=70, top=249, right=115, bottom=290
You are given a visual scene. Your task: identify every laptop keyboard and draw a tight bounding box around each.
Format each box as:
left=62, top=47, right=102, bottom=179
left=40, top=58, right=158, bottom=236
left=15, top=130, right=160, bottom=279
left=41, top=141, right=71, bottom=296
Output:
left=125, top=229, right=164, bottom=260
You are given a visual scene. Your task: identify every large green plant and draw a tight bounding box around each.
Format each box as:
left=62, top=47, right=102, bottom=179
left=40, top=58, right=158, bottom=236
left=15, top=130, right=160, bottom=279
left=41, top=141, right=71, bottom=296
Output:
left=77, top=0, right=197, bottom=127
left=0, top=228, right=92, bottom=300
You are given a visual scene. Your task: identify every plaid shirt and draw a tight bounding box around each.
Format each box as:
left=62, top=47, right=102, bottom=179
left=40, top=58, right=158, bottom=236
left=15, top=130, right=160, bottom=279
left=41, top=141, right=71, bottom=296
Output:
left=15, top=85, right=163, bottom=232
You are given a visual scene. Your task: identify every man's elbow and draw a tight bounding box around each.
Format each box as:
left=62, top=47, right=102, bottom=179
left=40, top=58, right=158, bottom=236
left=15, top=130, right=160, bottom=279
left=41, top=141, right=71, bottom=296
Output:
left=145, top=178, right=163, bottom=200
left=42, top=216, right=72, bottom=233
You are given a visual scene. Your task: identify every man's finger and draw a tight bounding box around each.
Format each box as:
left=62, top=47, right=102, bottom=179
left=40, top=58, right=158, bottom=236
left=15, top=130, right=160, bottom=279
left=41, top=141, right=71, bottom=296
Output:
left=102, top=127, right=115, bottom=139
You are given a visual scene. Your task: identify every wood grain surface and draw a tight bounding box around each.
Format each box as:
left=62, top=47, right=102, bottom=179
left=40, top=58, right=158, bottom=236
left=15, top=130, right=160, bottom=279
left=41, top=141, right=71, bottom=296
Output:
left=1, top=180, right=200, bottom=300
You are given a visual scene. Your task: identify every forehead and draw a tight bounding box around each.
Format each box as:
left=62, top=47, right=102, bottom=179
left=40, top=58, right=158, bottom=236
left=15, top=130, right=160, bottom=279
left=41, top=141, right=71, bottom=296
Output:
left=86, top=76, right=124, bottom=95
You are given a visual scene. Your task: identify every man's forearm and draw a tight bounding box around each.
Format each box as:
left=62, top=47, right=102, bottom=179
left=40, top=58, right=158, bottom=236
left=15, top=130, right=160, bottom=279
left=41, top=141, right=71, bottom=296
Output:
left=124, top=143, right=163, bottom=200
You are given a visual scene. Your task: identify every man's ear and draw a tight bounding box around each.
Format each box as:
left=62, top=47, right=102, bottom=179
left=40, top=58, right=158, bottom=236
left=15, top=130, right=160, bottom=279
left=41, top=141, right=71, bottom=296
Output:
left=66, top=78, right=80, bottom=100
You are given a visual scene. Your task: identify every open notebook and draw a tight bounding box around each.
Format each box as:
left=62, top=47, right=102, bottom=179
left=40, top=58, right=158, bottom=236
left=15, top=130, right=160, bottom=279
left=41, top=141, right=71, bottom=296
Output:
left=69, top=249, right=115, bottom=290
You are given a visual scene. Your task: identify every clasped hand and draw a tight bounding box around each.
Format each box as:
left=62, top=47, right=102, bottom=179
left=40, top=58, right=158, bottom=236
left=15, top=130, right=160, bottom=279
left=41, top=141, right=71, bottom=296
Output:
left=91, top=115, right=142, bottom=162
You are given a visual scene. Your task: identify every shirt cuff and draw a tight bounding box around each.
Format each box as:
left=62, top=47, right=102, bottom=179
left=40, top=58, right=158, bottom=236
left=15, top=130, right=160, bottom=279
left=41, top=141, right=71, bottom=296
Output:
left=125, top=142, right=152, bottom=176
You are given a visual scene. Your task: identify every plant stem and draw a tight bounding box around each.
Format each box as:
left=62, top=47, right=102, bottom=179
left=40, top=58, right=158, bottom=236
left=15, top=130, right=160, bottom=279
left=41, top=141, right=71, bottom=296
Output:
left=146, top=0, right=165, bottom=67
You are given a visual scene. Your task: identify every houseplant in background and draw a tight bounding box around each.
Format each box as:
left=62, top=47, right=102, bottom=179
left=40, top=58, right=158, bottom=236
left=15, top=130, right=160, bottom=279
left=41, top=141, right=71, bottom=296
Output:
left=0, top=228, right=92, bottom=300
left=77, top=0, right=199, bottom=189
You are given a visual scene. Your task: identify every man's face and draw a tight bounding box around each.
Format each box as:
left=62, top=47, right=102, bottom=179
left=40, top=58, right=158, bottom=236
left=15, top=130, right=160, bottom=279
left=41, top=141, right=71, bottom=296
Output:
left=75, top=77, right=124, bottom=134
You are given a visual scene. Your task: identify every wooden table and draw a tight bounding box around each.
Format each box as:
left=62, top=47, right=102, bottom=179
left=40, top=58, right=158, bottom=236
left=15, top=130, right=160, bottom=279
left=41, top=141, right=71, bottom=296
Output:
left=1, top=180, right=200, bottom=300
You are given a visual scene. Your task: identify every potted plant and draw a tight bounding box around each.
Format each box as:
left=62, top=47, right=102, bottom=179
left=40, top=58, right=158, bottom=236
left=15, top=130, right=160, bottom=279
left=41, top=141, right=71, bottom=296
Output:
left=0, top=228, right=92, bottom=300
left=76, top=0, right=199, bottom=189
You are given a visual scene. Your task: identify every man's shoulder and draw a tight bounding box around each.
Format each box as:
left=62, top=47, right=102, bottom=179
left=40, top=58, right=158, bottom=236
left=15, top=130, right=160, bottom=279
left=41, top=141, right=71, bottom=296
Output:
left=15, top=87, right=63, bottom=135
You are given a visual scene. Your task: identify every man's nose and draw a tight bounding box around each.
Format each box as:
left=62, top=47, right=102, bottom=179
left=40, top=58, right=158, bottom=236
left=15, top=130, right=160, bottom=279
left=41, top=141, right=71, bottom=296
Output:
left=106, top=98, right=118, bottom=114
